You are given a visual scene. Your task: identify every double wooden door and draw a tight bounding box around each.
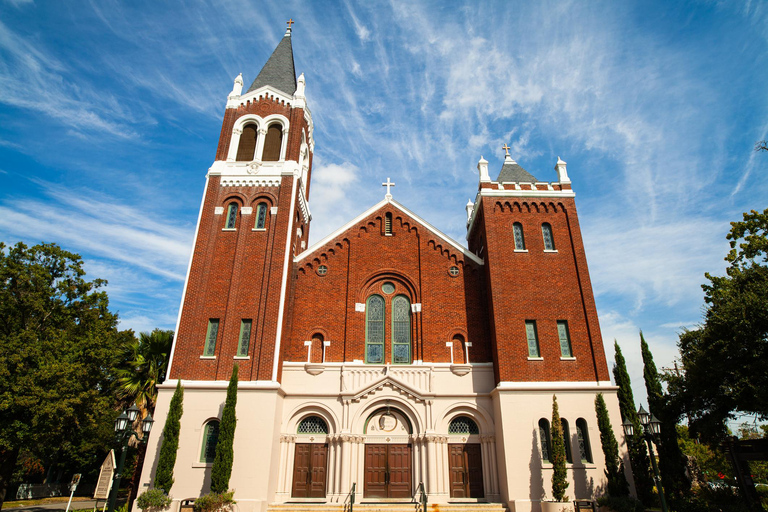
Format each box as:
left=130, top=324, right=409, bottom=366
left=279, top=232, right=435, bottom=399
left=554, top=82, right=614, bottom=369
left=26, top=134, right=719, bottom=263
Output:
left=364, top=444, right=412, bottom=498
left=449, top=444, right=484, bottom=498
left=292, top=443, right=328, bottom=498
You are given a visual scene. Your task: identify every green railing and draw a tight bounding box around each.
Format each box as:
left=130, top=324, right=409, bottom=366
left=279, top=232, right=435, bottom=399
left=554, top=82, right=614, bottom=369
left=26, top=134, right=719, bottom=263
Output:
left=415, top=481, right=427, bottom=512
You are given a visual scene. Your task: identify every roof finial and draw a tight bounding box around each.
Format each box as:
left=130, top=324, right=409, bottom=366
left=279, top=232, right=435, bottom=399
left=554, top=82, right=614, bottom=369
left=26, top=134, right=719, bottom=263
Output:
left=382, top=177, right=396, bottom=200
left=502, top=143, right=511, bottom=157
left=286, top=18, right=294, bottom=34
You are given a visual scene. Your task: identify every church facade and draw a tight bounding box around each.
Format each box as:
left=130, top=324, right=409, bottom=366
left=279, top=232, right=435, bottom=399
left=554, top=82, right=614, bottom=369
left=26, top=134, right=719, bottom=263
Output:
left=138, top=26, right=631, bottom=512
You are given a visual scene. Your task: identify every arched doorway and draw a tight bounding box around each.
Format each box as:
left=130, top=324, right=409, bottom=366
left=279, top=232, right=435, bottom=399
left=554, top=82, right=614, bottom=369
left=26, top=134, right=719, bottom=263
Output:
left=447, top=416, right=484, bottom=498
left=363, top=407, right=413, bottom=498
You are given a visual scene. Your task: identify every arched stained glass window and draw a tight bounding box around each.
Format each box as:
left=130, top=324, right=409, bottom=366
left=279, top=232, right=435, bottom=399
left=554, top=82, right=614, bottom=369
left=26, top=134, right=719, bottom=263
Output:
left=263, top=124, right=283, bottom=161
left=297, top=416, right=328, bottom=434
left=449, top=416, right=479, bottom=435
left=236, top=124, right=258, bottom=161
left=200, top=420, right=220, bottom=463
left=391, top=295, right=411, bottom=364
left=542, top=223, right=555, bottom=251
left=561, top=418, right=573, bottom=463
left=366, top=295, right=385, bottom=363
left=539, top=418, right=551, bottom=462
left=576, top=418, right=592, bottom=463
left=225, top=203, right=238, bottom=229
left=513, top=223, right=525, bottom=250
left=255, top=202, right=268, bottom=229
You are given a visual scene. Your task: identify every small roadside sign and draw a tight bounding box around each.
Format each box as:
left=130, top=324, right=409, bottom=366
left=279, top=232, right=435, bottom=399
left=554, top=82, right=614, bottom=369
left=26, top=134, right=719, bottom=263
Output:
left=94, top=450, right=115, bottom=500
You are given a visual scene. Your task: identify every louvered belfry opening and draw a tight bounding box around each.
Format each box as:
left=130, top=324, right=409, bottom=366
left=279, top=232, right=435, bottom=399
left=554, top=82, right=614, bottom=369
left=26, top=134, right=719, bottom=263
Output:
left=236, top=124, right=258, bottom=161
left=262, top=124, right=283, bottom=161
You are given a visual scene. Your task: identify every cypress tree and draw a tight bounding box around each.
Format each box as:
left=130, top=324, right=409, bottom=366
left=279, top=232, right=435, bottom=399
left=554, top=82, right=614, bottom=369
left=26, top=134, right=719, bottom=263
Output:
left=154, top=381, right=184, bottom=493
left=613, top=341, right=655, bottom=504
left=595, top=393, right=629, bottom=496
left=640, top=332, right=690, bottom=502
left=550, top=395, right=569, bottom=502
left=210, top=365, right=238, bottom=494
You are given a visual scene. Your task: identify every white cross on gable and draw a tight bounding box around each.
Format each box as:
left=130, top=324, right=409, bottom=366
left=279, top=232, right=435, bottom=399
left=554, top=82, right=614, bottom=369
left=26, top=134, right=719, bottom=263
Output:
left=382, top=177, right=395, bottom=200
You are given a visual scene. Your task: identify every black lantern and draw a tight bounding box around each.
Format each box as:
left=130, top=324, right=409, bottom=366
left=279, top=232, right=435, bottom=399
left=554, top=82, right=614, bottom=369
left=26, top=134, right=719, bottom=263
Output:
left=649, top=413, right=662, bottom=435
left=637, top=405, right=650, bottom=426
left=141, top=413, right=155, bottom=435
left=622, top=419, right=634, bottom=437
left=114, top=412, right=129, bottom=432
left=126, top=403, right=140, bottom=423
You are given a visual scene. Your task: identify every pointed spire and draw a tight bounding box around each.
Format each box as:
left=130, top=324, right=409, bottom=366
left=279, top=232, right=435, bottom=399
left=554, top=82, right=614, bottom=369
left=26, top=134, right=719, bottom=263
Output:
left=247, top=25, right=297, bottom=96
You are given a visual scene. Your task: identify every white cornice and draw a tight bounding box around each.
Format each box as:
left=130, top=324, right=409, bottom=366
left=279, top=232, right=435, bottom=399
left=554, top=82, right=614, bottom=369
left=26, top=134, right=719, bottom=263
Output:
left=296, top=198, right=484, bottom=266
left=494, top=381, right=616, bottom=392
left=158, top=379, right=281, bottom=390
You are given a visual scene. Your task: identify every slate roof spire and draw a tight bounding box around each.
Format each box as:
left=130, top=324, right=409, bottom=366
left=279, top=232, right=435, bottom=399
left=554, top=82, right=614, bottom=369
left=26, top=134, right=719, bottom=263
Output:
left=247, top=23, right=297, bottom=96
left=496, top=151, right=538, bottom=183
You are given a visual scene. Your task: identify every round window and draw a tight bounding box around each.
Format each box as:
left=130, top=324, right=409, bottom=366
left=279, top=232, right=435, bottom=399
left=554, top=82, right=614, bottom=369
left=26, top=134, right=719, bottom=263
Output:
left=317, top=265, right=328, bottom=276
left=448, top=266, right=460, bottom=277
left=381, top=282, right=395, bottom=294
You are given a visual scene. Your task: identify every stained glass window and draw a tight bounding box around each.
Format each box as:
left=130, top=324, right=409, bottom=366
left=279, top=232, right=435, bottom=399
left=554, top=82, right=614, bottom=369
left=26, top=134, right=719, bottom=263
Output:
left=225, top=203, right=238, bottom=229
left=557, top=321, right=572, bottom=358
left=200, top=420, right=219, bottom=463
left=576, top=418, right=592, bottom=463
left=542, top=223, right=555, bottom=251
left=298, top=416, right=328, bottom=434
left=513, top=222, right=525, bottom=250
left=449, top=416, right=479, bottom=435
left=539, top=419, right=551, bottom=462
left=237, top=320, right=251, bottom=357
left=381, top=282, right=395, bottom=294
left=561, top=419, right=573, bottom=463
left=392, top=295, right=411, bottom=364
left=203, top=319, right=219, bottom=357
left=366, top=295, right=385, bottom=363
left=525, top=321, right=540, bottom=358
left=255, top=202, right=268, bottom=229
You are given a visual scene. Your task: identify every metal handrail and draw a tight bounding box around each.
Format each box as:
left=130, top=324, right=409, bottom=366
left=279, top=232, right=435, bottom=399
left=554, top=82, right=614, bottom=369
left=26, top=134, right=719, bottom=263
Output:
left=415, top=481, right=427, bottom=512
left=347, top=482, right=356, bottom=512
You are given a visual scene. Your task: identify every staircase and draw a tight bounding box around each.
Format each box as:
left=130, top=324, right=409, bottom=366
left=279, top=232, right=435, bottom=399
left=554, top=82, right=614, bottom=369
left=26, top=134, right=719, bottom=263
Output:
left=268, top=502, right=508, bottom=512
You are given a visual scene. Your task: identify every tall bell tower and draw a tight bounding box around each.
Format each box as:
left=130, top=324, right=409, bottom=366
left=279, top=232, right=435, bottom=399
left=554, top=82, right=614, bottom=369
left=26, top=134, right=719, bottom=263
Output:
left=166, top=22, right=314, bottom=384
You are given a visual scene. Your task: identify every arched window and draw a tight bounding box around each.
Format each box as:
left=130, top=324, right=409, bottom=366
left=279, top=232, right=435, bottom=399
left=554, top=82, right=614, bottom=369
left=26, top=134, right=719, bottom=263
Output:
left=200, top=420, right=220, bottom=463
left=576, top=418, right=592, bottom=463
left=297, top=416, right=329, bottom=434
left=453, top=334, right=466, bottom=364
left=391, top=295, right=411, bottom=364
left=542, top=223, right=555, bottom=251
left=384, top=212, right=393, bottom=235
left=236, top=124, right=258, bottom=161
left=513, top=222, right=525, bottom=250
left=310, top=333, right=324, bottom=363
left=255, top=202, right=268, bottom=229
left=262, top=124, right=283, bottom=161
left=225, top=203, right=238, bottom=229
left=366, top=295, right=385, bottom=363
left=561, top=418, right=573, bottom=463
left=538, top=419, right=551, bottom=462
left=449, top=416, right=480, bottom=435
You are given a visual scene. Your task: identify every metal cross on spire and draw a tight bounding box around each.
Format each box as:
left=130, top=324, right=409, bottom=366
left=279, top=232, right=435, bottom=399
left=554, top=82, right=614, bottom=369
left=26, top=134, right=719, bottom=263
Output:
left=286, top=18, right=295, bottom=33
left=382, top=177, right=395, bottom=200
left=502, top=143, right=511, bottom=156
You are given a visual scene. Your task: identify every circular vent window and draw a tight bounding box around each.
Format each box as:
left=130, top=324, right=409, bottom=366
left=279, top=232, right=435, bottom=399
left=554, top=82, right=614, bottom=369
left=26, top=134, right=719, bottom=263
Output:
left=381, top=282, right=395, bottom=294
left=317, top=265, right=328, bottom=276
left=449, top=266, right=460, bottom=277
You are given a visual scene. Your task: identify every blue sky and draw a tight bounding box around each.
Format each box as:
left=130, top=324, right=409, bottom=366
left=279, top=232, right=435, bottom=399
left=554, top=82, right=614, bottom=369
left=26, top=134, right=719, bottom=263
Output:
left=1, top=0, right=767, bottom=410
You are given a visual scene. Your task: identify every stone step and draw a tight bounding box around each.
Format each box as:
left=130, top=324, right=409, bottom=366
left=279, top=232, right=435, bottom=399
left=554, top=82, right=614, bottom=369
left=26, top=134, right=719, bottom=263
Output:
left=268, top=503, right=508, bottom=512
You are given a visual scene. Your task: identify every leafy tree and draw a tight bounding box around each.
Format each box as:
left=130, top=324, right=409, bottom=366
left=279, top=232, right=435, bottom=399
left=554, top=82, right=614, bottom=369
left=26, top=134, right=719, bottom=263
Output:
left=641, top=333, right=690, bottom=502
left=0, top=242, right=129, bottom=509
left=612, top=341, right=655, bottom=505
left=154, top=381, right=184, bottom=494
left=595, top=393, right=629, bottom=496
left=676, top=425, right=730, bottom=486
left=550, top=395, right=568, bottom=502
left=668, top=209, right=768, bottom=442
left=210, top=365, right=238, bottom=494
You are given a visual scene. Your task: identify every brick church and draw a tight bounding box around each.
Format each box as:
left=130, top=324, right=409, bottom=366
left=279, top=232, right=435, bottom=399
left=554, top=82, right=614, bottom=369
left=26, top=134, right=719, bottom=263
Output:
left=139, top=24, right=631, bottom=512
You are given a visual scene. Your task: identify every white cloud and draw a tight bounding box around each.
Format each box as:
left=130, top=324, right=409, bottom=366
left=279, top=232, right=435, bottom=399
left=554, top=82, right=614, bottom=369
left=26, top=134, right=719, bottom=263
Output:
left=307, top=160, right=362, bottom=243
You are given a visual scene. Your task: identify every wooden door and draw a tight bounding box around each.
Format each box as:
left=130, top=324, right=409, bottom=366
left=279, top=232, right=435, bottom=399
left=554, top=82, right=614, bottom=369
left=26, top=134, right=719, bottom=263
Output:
left=449, top=444, right=484, bottom=498
left=364, top=444, right=412, bottom=498
left=292, top=443, right=328, bottom=498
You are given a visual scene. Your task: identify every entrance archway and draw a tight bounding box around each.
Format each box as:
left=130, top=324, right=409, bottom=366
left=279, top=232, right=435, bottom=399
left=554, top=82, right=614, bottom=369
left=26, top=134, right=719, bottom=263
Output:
left=363, top=407, right=413, bottom=499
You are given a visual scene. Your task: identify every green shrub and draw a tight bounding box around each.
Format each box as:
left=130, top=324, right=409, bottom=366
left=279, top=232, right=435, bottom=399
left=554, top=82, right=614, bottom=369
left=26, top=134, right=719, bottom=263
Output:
left=193, top=491, right=236, bottom=512
left=136, top=489, right=172, bottom=512
left=596, top=495, right=644, bottom=512
left=116, top=504, right=130, bottom=512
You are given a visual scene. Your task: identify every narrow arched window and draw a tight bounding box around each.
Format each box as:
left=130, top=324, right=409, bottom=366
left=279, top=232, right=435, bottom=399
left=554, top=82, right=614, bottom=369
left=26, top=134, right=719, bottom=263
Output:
left=391, top=295, right=411, bottom=364
left=561, top=418, right=573, bottom=463
left=542, top=223, right=555, bottom=251
left=298, top=416, right=328, bottom=434
left=255, top=202, right=268, bottom=229
left=236, top=124, right=258, bottom=161
left=539, top=419, right=551, bottom=462
left=385, top=212, right=393, bottom=235
left=225, top=203, right=238, bottom=229
left=576, top=418, right=592, bottom=463
left=262, top=124, right=283, bottom=161
left=449, top=416, right=479, bottom=435
left=453, top=334, right=466, bottom=364
left=200, top=420, right=220, bottom=463
left=366, top=295, right=385, bottom=363
left=513, top=223, right=525, bottom=250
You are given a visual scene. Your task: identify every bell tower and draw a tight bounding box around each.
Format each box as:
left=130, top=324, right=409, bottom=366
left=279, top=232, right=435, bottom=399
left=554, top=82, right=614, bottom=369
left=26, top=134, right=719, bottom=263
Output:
left=166, top=23, right=314, bottom=383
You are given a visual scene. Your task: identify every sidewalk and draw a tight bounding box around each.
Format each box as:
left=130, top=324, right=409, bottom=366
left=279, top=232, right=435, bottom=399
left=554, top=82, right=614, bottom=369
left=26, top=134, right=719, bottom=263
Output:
left=4, top=499, right=124, bottom=512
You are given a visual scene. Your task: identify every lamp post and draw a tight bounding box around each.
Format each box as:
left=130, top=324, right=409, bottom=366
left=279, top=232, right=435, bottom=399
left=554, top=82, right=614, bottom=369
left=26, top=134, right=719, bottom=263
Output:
left=622, top=405, right=668, bottom=512
left=106, top=404, right=154, bottom=512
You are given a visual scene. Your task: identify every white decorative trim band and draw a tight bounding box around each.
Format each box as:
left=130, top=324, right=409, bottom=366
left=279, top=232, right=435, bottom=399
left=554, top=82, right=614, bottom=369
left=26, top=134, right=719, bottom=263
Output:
left=495, top=381, right=616, bottom=391
left=158, top=379, right=281, bottom=390
left=241, top=207, right=253, bottom=215
left=220, top=178, right=281, bottom=187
